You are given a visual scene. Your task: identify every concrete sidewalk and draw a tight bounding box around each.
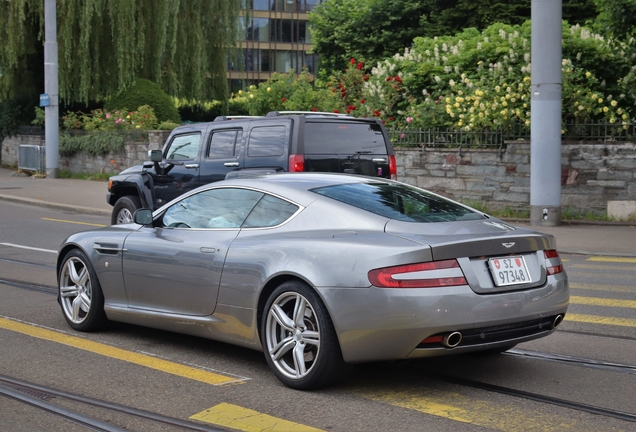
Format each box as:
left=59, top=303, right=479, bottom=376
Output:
left=1, top=167, right=634, bottom=257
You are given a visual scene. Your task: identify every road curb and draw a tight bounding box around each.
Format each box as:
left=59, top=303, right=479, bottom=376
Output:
left=0, top=194, right=111, bottom=217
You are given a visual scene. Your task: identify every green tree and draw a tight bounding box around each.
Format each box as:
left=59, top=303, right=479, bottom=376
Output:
left=310, top=0, right=599, bottom=74
left=0, top=0, right=242, bottom=105
left=593, top=0, right=636, bottom=39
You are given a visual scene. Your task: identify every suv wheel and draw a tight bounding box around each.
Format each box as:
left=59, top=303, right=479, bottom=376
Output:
left=112, top=196, right=141, bottom=225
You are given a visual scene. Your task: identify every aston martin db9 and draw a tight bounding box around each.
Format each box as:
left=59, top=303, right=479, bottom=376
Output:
left=57, top=173, right=569, bottom=389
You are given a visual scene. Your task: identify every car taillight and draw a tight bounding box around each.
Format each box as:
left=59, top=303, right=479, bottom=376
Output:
left=389, top=155, right=397, bottom=180
left=544, top=250, right=564, bottom=275
left=368, top=259, right=467, bottom=288
left=288, top=154, right=305, bottom=172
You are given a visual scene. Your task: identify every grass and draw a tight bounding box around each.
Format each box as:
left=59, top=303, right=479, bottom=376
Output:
left=461, top=200, right=636, bottom=223
left=58, top=170, right=110, bottom=181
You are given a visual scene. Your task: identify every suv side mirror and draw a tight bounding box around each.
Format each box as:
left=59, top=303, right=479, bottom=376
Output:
left=148, top=149, right=163, bottom=162
left=133, top=209, right=153, bottom=226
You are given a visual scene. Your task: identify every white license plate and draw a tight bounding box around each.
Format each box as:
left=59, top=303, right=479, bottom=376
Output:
left=488, top=256, right=532, bottom=286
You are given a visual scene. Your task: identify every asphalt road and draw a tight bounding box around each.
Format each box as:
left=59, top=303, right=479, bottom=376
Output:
left=1, top=200, right=635, bottom=431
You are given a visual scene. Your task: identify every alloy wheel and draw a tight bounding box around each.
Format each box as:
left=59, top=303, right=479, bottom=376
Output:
left=59, top=257, right=93, bottom=324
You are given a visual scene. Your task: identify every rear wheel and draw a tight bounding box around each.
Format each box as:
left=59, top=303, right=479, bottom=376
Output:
left=111, top=195, right=141, bottom=225
left=261, top=280, right=350, bottom=390
left=58, top=249, right=107, bottom=332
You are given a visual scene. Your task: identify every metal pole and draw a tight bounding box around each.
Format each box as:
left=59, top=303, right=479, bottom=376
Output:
left=530, top=0, right=562, bottom=226
left=44, top=0, right=59, bottom=178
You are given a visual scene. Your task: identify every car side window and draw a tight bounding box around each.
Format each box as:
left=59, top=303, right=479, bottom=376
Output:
left=243, top=194, right=299, bottom=228
left=207, top=129, right=242, bottom=159
left=247, top=126, right=286, bottom=157
left=161, top=188, right=264, bottom=229
left=165, top=133, right=201, bottom=160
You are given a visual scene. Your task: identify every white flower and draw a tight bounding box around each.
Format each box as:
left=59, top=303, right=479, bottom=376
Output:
left=434, top=76, right=441, bottom=83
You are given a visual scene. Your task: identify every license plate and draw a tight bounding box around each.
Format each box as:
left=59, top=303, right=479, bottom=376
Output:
left=488, top=256, right=532, bottom=287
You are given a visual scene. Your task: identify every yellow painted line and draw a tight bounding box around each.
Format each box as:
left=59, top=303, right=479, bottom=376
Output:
left=570, top=263, right=636, bottom=272
left=41, top=217, right=107, bottom=227
left=568, top=272, right=634, bottom=281
left=571, top=296, right=636, bottom=309
left=570, top=282, right=635, bottom=293
left=565, top=313, right=636, bottom=328
left=191, top=403, right=324, bottom=432
left=587, top=256, right=636, bottom=264
left=0, top=317, right=243, bottom=386
left=359, top=389, right=587, bottom=432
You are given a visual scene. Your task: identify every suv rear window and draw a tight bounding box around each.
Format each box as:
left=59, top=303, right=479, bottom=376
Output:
left=304, top=122, right=387, bottom=155
left=312, top=182, right=485, bottom=223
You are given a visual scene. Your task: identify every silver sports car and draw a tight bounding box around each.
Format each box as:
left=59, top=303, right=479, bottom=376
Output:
left=57, top=173, right=569, bottom=389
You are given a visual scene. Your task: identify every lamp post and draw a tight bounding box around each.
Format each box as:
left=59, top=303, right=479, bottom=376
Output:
left=530, top=0, right=562, bottom=226
left=44, top=0, right=59, bottom=178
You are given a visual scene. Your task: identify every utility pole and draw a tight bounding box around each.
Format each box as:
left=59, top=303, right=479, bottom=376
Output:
left=530, top=0, right=562, bottom=226
left=44, top=0, right=59, bottom=178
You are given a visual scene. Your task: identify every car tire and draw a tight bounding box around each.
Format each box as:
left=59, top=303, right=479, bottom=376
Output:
left=58, top=249, right=107, bottom=332
left=261, top=280, right=350, bottom=390
left=112, top=195, right=141, bottom=225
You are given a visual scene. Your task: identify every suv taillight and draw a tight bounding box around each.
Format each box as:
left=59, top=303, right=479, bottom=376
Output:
left=389, top=155, right=397, bottom=180
left=369, top=259, right=466, bottom=288
left=289, top=154, right=305, bottom=172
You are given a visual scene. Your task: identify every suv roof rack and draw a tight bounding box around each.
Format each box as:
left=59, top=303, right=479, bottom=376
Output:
left=213, top=115, right=262, bottom=122
left=265, top=111, right=353, bottom=117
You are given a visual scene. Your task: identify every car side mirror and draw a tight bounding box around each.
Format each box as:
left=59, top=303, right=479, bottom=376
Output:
left=133, top=209, right=153, bottom=226
left=148, top=149, right=163, bottom=162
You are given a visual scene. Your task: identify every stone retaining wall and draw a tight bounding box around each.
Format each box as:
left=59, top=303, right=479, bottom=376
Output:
left=395, top=141, right=636, bottom=213
left=1, top=131, right=170, bottom=175
left=2, top=133, right=635, bottom=214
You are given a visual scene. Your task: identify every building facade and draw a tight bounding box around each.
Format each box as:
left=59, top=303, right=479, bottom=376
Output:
left=228, top=0, right=321, bottom=92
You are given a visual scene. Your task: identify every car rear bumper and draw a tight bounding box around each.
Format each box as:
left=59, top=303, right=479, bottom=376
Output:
left=317, top=274, right=569, bottom=363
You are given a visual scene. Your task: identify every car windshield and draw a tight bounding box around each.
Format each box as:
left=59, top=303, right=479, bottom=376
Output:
left=312, top=182, right=485, bottom=223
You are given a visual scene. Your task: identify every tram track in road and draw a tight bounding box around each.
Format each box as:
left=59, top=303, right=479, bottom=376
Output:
left=0, top=374, right=225, bottom=432
left=388, top=363, right=636, bottom=424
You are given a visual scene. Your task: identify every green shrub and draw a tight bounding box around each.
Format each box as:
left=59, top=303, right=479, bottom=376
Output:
left=61, top=106, right=158, bottom=131
left=157, top=122, right=180, bottom=130
left=105, top=79, right=180, bottom=123
left=59, top=131, right=126, bottom=156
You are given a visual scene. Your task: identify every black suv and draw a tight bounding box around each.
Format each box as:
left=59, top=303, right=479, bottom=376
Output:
left=107, top=111, right=397, bottom=224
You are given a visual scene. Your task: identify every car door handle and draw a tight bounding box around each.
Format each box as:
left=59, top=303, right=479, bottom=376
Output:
left=224, top=162, right=240, bottom=167
left=185, top=163, right=199, bottom=169
left=199, top=247, right=217, bottom=254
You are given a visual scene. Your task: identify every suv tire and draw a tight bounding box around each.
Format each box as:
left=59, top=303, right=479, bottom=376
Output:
left=112, top=196, right=141, bottom=225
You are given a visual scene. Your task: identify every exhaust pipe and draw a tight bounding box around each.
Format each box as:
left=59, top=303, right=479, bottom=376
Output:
left=442, top=331, right=462, bottom=348
left=552, top=314, right=563, bottom=329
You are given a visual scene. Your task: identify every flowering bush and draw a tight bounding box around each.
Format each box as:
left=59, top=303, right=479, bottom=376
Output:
left=242, top=21, right=633, bottom=132
left=61, top=105, right=159, bottom=131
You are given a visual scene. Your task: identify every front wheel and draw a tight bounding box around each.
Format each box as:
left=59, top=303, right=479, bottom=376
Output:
left=261, top=280, right=350, bottom=390
left=58, top=249, right=107, bottom=332
left=111, top=195, right=141, bottom=225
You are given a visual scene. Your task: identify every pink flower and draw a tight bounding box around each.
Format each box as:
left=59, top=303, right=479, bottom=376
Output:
left=400, top=133, right=405, bottom=139
left=106, top=113, right=111, bottom=119
left=406, top=117, right=412, bottom=123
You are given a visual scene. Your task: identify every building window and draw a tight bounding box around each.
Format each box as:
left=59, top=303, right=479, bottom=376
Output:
left=253, top=0, right=273, bottom=11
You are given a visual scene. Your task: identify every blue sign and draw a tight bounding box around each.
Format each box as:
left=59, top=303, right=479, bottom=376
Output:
left=39, top=94, right=50, bottom=107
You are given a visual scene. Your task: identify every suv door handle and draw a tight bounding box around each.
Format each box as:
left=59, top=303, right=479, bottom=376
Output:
left=224, top=162, right=240, bottom=167
left=185, top=163, right=199, bottom=169
left=372, top=158, right=387, bottom=163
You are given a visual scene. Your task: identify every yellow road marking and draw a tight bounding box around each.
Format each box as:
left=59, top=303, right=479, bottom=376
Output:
left=571, top=296, right=636, bottom=309
left=190, top=403, right=324, bottom=432
left=570, top=263, right=636, bottom=272
left=565, top=313, right=636, bottom=327
left=41, top=217, right=107, bottom=227
left=570, top=282, right=635, bottom=293
left=587, top=256, right=636, bottom=264
left=0, top=317, right=242, bottom=386
left=359, top=389, right=586, bottom=432
left=567, top=272, right=634, bottom=280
